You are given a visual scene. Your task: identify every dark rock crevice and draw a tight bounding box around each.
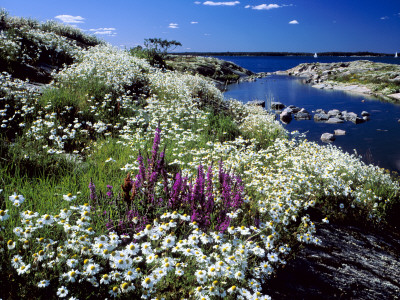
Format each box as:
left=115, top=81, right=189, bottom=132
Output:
left=263, top=223, right=400, bottom=299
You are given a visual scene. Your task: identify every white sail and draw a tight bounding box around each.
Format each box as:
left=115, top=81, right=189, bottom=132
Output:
left=396, top=52, right=398, bottom=58
left=314, top=53, right=318, bottom=58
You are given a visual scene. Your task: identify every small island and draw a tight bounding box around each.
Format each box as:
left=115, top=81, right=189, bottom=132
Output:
left=283, top=60, right=400, bottom=101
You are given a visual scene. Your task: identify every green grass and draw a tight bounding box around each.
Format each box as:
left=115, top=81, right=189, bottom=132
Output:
left=39, top=77, right=113, bottom=117
left=332, top=71, right=400, bottom=95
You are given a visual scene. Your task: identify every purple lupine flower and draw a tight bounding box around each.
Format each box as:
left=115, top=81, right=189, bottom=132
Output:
left=216, top=215, right=230, bottom=232
left=231, top=175, right=244, bottom=208
left=191, top=210, right=200, bottom=223
left=221, top=171, right=233, bottom=209
left=218, top=160, right=224, bottom=186
left=169, top=172, right=183, bottom=208
left=206, top=165, right=214, bottom=202
left=191, top=165, right=205, bottom=208
left=149, top=171, right=158, bottom=186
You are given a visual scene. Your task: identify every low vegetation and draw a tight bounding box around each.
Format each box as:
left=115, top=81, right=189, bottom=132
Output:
left=327, top=61, right=400, bottom=95
left=0, top=11, right=399, bottom=299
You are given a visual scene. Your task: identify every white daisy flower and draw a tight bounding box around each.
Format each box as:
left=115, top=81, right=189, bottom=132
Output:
left=57, top=286, right=68, bottom=298
left=63, top=193, right=77, bottom=201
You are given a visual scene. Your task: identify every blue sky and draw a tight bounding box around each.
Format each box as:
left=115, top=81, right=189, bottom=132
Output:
left=2, top=0, right=400, bottom=53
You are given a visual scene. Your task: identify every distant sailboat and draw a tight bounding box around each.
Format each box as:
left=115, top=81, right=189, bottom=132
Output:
left=314, top=53, right=318, bottom=58
left=395, top=52, right=398, bottom=58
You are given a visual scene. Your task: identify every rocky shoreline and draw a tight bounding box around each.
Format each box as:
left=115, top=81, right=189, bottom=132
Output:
left=276, top=60, right=400, bottom=102
left=263, top=221, right=400, bottom=299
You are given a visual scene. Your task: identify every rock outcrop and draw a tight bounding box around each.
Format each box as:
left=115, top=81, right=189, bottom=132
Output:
left=165, top=55, right=254, bottom=87
left=263, top=223, right=400, bottom=299
left=282, top=60, right=400, bottom=101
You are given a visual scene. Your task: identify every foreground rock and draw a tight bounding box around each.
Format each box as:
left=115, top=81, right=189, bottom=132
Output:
left=263, top=223, right=400, bottom=299
left=283, top=60, right=400, bottom=101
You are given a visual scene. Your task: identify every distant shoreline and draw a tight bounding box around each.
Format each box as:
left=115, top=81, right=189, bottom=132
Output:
left=173, top=51, right=396, bottom=57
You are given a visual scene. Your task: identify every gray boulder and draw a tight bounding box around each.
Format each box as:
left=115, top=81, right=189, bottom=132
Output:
left=315, top=109, right=327, bottom=114
left=280, top=111, right=292, bottom=123
left=295, top=111, right=312, bottom=120
left=282, top=107, right=293, bottom=114
left=328, top=109, right=342, bottom=117
left=353, top=117, right=365, bottom=124
left=271, top=102, right=285, bottom=110
left=299, top=108, right=310, bottom=114
left=314, top=113, right=330, bottom=122
left=361, top=111, right=370, bottom=117
left=288, top=105, right=301, bottom=113
left=342, top=111, right=365, bottom=124
left=321, top=133, right=336, bottom=142
left=334, top=129, right=346, bottom=135
left=326, top=117, right=344, bottom=124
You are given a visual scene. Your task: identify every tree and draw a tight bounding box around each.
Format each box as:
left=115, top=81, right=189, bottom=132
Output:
left=142, top=38, right=182, bottom=68
left=143, top=38, right=182, bottom=55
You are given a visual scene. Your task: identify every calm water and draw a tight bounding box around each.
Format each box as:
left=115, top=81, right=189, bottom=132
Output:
left=220, top=56, right=400, bottom=172
left=215, top=56, right=400, bottom=73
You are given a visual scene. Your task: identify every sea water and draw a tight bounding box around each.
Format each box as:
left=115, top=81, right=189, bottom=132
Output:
left=218, top=56, right=400, bottom=172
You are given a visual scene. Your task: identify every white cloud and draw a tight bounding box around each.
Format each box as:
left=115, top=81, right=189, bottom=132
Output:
left=380, top=16, right=389, bottom=20
left=89, top=28, right=116, bottom=31
left=94, top=31, right=116, bottom=35
left=247, top=4, right=292, bottom=10
left=204, top=33, right=211, bottom=36
left=252, top=4, right=281, bottom=10
left=89, top=27, right=117, bottom=36
left=191, top=21, right=198, bottom=24
left=194, top=1, right=201, bottom=4
left=169, top=23, right=179, bottom=29
left=203, top=1, right=240, bottom=6
left=55, top=15, right=85, bottom=23
left=289, top=20, right=299, bottom=24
